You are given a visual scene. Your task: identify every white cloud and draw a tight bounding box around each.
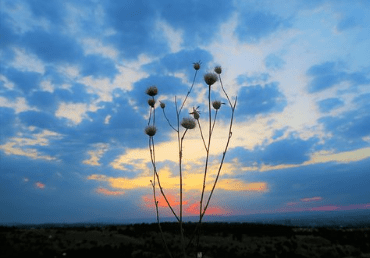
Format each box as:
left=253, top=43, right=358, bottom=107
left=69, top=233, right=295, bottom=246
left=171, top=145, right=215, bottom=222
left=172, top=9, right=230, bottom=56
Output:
left=78, top=56, right=150, bottom=102
left=81, top=38, right=119, bottom=60
left=0, top=75, right=15, bottom=90
left=3, top=2, right=50, bottom=34
left=55, top=102, right=96, bottom=125
left=58, top=65, right=80, bottom=80
left=154, top=19, right=184, bottom=53
left=83, top=143, right=109, bottom=166
left=0, top=129, right=62, bottom=160
left=10, top=48, right=45, bottom=74
left=0, top=96, right=35, bottom=113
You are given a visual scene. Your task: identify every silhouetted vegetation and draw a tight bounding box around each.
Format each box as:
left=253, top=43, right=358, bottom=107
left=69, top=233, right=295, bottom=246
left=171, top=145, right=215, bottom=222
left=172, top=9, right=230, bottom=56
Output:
left=1, top=222, right=370, bottom=258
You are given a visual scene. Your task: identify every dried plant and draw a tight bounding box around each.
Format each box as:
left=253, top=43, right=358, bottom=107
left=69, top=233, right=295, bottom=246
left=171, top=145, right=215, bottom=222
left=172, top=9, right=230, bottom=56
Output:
left=145, top=62, right=237, bottom=258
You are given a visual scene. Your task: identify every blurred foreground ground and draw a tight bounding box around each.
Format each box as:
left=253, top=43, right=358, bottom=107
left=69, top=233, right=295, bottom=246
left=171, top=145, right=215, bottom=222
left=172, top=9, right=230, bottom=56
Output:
left=1, top=222, right=370, bottom=258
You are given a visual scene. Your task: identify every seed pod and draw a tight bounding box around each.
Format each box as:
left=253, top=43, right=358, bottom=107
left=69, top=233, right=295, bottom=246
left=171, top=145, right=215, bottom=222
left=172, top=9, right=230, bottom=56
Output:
left=159, top=101, right=165, bottom=109
left=204, top=73, right=218, bottom=86
left=214, top=66, right=222, bottom=74
left=181, top=117, right=196, bottom=129
left=146, top=86, right=158, bottom=97
left=145, top=125, right=157, bottom=136
left=193, top=62, right=201, bottom=70
left=212, top=100, right=222, bottom=110
left=148, top=99, right=155, bottom=108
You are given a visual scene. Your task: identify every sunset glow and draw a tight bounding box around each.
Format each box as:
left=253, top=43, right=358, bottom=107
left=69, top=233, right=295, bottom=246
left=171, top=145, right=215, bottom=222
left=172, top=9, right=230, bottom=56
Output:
left=1, top=0, right=369, bottom=224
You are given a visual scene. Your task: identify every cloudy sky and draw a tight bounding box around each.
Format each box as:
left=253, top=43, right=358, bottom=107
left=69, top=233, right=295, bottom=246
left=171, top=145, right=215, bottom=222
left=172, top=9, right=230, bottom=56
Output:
left=1, top=0, right=370, bottom=224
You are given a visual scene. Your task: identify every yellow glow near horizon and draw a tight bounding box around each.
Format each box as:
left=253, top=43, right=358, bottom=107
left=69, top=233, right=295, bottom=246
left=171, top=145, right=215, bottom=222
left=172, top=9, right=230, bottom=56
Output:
left=88, top=165, right=267, bottom=193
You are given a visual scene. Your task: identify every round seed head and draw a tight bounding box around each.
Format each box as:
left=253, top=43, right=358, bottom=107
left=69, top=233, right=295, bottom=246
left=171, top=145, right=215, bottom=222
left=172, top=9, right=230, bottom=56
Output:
left=212, top=100, right=222, bottom=110
left=159, top=101, right=165, bottom=109
left=148, top=98, right=155, bottom=108
left=214, top=66, right=222, bottom=74
left=146, top=86, right=158, bottom=97
left=193, top=62, right=201, bottom=70
left=181, top=117, right=196, bottom=129
left=145, top=125, right=157, bottom=136
left=204, top=73, right=218, bottom=86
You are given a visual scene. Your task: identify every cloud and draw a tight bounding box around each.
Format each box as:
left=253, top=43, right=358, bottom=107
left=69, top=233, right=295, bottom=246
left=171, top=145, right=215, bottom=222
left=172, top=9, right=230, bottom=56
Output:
left=3, top=68, right=42, bottom=94
left=102, top=1, right=169, bottom=60
left=300, top=196, right=323, bottom=202
left=55, top=102, right=91, bottom=125
left=83, top=143, right=109, bottom=166
left=260, top=136, right=317, bottom=166
left=309, top=148, right=370, bottom=164
left=35, top=182, right=45, bottom=189
left=319, top=93, right=370, bottom=149
left=234, top=10, right=291, bottom=43
left=306, top=61, right=370, bottom=93
left=236, top=82, right=287, bottom=118
left=18, top=110, right=62, bottom=130
left=336, top=16, right=359, bottom=31
left=26, top=0, right=65, bottom=26
left=96, top=187, right=124, bottom=196
left=79, top=55, right=119, bottom=78
left=88, top=165, right=266, bottom=194
left=142, top=48, right=214, bottom=82
left=143, top=193, right=187, bottom=208
left=185, top=202, right=228, bottom=216
left=236, top=73, right=270, bottom=85
left=22, top=29, right=84, bottom=63
left=130, top=74, right=193, bottom=114
left=0, top=129, right=62, bottom=160
left=317, top=98, right=344, bottom=113
left=217, top=179, right=267, bottom=192
left=0, top=107, right=16, bottom=141
left=155, top=0, right=235, bottom=47
left=10, top=47, right=45, bottom=74
left=264, top=54, right=286, bottom=70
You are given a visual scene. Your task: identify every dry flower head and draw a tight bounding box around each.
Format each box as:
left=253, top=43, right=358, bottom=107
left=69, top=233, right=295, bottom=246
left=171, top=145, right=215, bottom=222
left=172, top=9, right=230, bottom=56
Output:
left=145, top=125, right=157, bottom=136
left=146, top=86, right=158, bottom=97
left=181, top=117, right=196, bottom=129
left=204, top=73, right=218, bottom=86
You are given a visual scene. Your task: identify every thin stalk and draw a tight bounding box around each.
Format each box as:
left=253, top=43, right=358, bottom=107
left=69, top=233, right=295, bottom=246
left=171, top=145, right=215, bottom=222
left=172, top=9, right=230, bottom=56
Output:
left=211, top=110, right=218, bottom=135
left=148, top=108, right=179, bottom=221
left=197, top=119, right=207, bottom=152
left=199, top=85, right=212, bottom=215
left=162, top=109, right=177, bottom=132
left=179, top=70, right=198, bottom=113
left=201, top=98, right=237, bottom=217
left=149, top=137, right=173, bottom=258
left=186, top=97, right=237, bottom=251
left=219, top=74, right=232, bottom=107
left=148, top=101, right=174, bottom=258
left=175, top=97, right=187, bottom=258
left=197, top=85, right=212, bottom=251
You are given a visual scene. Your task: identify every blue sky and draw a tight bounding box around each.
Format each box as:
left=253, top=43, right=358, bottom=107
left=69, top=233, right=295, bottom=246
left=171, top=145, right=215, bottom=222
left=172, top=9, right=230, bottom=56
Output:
left=1, top=0, right=370, bottom=224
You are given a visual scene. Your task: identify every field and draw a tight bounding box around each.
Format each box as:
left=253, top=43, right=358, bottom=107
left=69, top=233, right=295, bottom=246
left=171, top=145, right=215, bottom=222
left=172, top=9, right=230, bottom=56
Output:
left=1, top=222, right=370, bottom=258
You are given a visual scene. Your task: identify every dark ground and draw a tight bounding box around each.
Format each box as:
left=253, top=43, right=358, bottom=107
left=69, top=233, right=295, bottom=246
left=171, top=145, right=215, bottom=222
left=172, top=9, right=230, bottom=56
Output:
left=1, top=222, right=370, bottom=258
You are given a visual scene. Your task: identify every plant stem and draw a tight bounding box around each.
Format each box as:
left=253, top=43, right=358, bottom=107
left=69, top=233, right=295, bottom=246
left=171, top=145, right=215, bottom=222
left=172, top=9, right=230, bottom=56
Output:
left=175, top=97, right=187, bottom=258
left=197, top=120, right=207, bottom=151
left=148, top=103, right=174, bottom=258
left=197, top=85, right=212, bottom=251
left=201, top=98, right=237, bottom=217
left=149, top=137, right=173, bottom=258
left=179, top=70, right=198, bottom=113
left=186, top=98, right=237, bottom=251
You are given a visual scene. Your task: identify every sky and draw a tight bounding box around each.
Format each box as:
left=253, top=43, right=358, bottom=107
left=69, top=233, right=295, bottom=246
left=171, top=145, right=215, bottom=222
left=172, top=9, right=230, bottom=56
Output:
left=1, top=0, right=370, bottom=225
